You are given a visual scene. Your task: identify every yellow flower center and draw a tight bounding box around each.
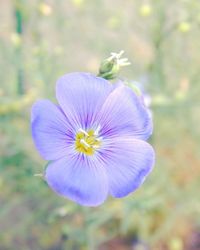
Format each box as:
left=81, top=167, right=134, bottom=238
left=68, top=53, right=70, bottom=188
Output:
left=75, top=129, right=101, bottom=156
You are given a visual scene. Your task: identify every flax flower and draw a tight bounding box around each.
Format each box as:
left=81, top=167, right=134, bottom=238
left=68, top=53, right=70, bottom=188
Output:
left=31, top=73, right=155, bottom=206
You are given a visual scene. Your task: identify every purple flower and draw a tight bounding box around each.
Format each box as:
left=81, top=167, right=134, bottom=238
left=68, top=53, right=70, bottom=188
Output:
left=31, top=72, right=155, bottom=206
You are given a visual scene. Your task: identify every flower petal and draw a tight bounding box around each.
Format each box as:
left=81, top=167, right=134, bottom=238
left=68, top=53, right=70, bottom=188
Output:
left=97, top=85, right=152, bottom=140
left=56, top=72, right=113, bottom=131
left=31, top=100, right=73, bottom=160
left=98, top=137, right=155, bottom=198
left=45, top=154, right=108, bottom=206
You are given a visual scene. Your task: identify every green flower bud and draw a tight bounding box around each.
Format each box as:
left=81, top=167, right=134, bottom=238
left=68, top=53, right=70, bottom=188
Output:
left=99, top=60, right=115, bottom=75
left=98, top=51, right=130, bottom=80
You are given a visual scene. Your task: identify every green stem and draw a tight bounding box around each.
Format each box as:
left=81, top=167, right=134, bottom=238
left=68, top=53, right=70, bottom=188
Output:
left=14, top=0, right=24, bottom=95
left=148, top=1, right=166, bottom=93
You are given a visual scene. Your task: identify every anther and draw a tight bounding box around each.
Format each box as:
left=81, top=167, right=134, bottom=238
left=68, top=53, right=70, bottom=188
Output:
left=80, top=139, right=90, bottom=148
left=78, top=128, right=89, bottom=136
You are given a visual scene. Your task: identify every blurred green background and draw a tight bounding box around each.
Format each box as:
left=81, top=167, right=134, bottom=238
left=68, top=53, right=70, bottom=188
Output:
left=0, top=0, right=200, bottom=249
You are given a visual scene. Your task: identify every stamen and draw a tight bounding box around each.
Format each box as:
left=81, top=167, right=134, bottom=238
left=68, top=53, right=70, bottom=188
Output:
left=80, top=139, right=90, bottom=148
left=75, top=128, right=102, bottom=156
left=107, top=50, right=131, bottom=67
left=109, top=50, right=125, bottom=60
left=96, top=137, right=103, bottom=141
left=78, top=128, right=89, bottom=136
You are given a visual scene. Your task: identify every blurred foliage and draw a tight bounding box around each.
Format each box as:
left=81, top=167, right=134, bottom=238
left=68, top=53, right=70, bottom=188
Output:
left=0, top=0, right=200, bottom=249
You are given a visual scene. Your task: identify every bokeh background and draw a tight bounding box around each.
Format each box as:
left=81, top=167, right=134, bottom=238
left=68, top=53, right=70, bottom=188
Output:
left=0, top=0, right=200, bottom=249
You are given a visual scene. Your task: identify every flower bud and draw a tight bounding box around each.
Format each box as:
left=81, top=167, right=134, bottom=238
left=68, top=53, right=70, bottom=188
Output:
left=98, top=51, right=130, bottom=80
left=99, top=59, right=115, bottom=75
